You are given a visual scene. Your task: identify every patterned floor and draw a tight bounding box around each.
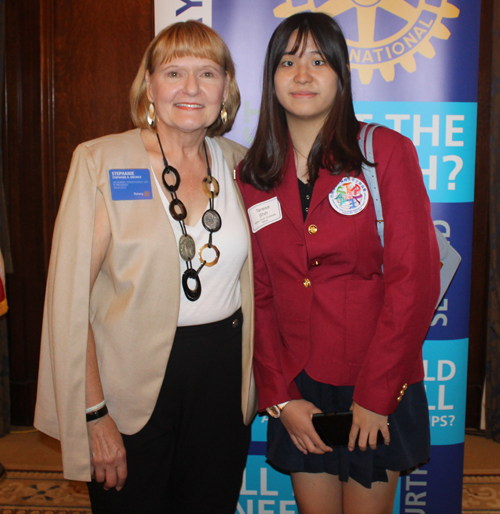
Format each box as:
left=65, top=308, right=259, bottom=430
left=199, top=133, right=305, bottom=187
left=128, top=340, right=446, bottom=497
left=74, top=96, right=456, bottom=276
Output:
left=463, top=475, right=500, bottom=513
left=1, top=470, right=499, bottom=513
left=0, top=470, right=91, bottom=513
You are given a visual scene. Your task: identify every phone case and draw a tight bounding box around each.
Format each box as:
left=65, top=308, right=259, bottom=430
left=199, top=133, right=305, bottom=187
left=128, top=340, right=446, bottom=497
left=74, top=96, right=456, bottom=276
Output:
left=312, top=411, right=385, bottom=448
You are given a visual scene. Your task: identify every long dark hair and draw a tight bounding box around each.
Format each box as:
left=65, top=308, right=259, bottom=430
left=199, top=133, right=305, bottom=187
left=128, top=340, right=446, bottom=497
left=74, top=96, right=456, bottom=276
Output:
left=240, top=12, right=369, bottom=191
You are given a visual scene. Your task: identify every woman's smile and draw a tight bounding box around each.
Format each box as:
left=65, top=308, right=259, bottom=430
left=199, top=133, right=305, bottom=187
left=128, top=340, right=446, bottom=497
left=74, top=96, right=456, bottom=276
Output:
left=290, top=90, right=317, bottom=98
left=175, top=102, right=204, bottom=109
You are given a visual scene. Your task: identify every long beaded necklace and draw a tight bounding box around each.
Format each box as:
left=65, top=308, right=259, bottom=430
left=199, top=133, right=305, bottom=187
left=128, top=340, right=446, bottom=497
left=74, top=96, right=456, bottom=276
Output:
left=156, top=133, right=221, bottom=301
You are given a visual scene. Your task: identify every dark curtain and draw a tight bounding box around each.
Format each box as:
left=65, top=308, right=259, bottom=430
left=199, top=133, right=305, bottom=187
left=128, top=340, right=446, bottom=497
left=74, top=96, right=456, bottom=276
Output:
left=485, top=0, right=500, bottom=442
left=0, top=0, right=11, bottom=437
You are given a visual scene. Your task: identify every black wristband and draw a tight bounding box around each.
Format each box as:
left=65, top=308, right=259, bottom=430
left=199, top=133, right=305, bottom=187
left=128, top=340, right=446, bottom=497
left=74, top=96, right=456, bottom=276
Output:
left=86, top=404, right=108, bottom=422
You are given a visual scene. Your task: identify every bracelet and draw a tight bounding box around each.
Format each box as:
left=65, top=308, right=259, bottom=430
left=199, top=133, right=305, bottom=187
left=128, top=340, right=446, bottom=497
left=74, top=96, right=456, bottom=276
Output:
left=266, top=401, right=290, bottom=419
left=85, top=400, right=106, bottom=414
left=86, top=405, right=108, bottom=422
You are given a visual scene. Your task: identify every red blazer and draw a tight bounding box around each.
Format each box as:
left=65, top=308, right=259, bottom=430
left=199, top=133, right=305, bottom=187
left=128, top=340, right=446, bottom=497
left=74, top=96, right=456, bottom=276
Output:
left=237, top=125, right=440, bottom=416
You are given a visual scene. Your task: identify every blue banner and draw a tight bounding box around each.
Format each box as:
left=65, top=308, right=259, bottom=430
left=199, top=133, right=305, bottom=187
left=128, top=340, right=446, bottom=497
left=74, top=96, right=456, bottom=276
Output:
left=155, top=1, right=481, bottom=512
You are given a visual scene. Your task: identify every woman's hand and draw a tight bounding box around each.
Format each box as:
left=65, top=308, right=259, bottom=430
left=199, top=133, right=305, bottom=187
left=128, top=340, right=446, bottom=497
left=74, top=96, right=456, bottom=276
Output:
left=279, top=400, right=333, bottom=455
left=87, top=414, right=127, bottom=491
left=349, top=401, right=390, bottom=452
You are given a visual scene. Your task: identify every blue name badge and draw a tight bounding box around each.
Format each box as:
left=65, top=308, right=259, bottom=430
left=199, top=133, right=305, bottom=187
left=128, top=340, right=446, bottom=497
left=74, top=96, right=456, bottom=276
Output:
left=109, top=169, right=153, bottom=201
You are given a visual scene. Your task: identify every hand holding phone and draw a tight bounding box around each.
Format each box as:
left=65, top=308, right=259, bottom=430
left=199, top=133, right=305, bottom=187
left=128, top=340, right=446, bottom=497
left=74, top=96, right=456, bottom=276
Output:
left=312, top=411, right=385, bottom=448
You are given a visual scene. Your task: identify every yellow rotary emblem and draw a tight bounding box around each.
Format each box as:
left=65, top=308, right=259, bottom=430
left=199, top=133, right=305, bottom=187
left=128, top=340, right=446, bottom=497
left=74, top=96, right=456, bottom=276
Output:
left=274, top=0, right=460, bottom=84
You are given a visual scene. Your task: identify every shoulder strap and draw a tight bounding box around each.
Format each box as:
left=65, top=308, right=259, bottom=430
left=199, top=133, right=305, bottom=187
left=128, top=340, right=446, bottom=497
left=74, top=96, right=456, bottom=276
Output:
left=359, top=123, right=385, bottom=247
left=359, top=124, right=462, bottom=307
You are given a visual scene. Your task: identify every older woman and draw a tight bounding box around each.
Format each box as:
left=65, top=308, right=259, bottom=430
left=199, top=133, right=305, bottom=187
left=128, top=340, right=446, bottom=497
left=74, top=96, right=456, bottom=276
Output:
left=35, top=20, right=256, bottom=514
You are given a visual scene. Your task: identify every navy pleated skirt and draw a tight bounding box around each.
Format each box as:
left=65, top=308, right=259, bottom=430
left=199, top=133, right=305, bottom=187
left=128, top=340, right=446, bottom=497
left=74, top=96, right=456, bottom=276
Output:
left=266, top=370, right=430, bottom=488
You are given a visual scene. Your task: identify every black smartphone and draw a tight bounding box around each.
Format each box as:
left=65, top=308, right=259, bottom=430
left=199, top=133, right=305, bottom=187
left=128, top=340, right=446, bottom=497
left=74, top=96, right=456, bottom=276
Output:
left=312, top=411, right=385, bottom=448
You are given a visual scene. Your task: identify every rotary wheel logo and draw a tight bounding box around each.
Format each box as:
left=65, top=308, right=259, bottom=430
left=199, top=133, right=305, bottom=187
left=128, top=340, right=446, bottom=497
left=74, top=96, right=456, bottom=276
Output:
left=274, top=0, right=460, bottom=84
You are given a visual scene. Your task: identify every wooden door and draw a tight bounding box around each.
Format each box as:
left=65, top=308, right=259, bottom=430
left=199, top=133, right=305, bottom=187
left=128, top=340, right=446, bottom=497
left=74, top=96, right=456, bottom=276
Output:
left=3, top=0, right=153, bottom=425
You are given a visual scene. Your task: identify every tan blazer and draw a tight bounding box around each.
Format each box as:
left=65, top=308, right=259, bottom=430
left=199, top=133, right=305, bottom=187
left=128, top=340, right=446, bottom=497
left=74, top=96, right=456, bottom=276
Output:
left=34, top=129, right=257, bottom=481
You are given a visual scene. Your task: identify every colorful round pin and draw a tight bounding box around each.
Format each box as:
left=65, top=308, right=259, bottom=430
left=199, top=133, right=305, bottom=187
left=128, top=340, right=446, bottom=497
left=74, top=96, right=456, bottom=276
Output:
left=329, top=177, right=369, bottom=216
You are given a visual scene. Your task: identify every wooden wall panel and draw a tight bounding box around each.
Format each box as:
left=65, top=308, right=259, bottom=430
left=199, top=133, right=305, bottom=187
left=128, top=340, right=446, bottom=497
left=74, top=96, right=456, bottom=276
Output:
left=4, top=0, right=45, bottom=426
left=44, top=0, right=155, bottom=247
left=3, top=0, right=153, bottom=425
left=466, top=0, right=493, bottom=428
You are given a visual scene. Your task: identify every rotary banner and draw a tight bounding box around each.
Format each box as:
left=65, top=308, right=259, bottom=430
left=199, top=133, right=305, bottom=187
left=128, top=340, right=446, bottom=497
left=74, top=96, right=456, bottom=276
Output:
left=156, top=2, right=480, bottom=513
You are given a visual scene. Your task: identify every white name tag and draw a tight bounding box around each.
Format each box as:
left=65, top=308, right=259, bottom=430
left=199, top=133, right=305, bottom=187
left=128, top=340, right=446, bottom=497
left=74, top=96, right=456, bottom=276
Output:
left=248, top=197, right=282, bottom=233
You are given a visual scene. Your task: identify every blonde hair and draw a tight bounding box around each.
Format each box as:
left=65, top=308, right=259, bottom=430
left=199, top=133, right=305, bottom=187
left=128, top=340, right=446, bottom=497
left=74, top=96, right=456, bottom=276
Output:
left=130, top=20, right=240, bottom=137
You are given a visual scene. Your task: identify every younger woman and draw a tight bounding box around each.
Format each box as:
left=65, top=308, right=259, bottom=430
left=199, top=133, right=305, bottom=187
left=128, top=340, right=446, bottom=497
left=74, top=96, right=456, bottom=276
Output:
left=238, top=12, right=440, bottom=514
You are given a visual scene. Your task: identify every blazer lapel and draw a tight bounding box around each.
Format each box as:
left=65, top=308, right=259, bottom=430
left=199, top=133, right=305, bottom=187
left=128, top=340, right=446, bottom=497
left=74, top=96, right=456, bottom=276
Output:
left=308, top=168, right=344, bottom=218
left=130, top=129, right=182, bottom=294
left=275, top=152, right=305, bottom=236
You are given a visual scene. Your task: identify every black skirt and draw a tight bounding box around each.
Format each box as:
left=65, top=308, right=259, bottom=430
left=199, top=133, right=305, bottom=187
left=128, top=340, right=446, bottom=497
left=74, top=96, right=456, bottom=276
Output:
left=266, top=370, right=430, bottom=488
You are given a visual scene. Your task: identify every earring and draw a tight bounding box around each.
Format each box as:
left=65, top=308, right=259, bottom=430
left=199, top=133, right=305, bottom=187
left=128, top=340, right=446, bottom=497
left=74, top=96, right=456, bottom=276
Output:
left=147, top=103, right=156, bottom=127
left=220, top=102, right=227, bottom=125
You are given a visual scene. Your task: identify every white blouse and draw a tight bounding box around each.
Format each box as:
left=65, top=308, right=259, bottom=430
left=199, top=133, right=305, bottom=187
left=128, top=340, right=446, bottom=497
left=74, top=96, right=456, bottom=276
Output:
left=153, top=137, right=248, bottom=326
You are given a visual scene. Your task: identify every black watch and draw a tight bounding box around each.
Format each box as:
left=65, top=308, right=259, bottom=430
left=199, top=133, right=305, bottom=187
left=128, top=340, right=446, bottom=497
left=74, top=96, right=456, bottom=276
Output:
left=86, top=405, right=108, bottom=422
